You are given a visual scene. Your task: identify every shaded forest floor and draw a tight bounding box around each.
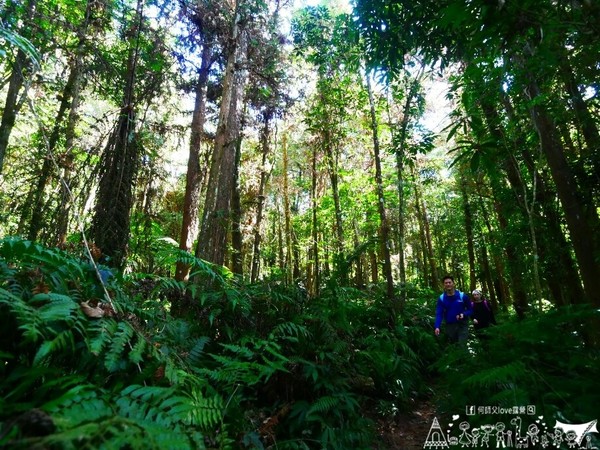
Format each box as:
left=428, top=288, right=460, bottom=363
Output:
left=373, top=398, right=438, bottom=449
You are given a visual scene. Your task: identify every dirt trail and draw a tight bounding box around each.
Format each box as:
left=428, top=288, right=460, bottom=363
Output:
left=375, top=399, right=438, bottom=449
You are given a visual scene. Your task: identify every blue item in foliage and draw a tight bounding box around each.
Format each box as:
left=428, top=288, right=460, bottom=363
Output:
left=98, top=268, right=113, bottom=284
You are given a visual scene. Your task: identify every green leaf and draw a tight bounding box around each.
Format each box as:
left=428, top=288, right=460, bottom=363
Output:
left=0, top=26, right=40, bottom=69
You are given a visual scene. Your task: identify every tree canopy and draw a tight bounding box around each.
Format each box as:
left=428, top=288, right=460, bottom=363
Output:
left=0, top=0, right=599, bottom=448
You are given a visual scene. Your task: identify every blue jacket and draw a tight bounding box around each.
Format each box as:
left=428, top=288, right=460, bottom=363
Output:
left=435, top=291, right=472, bottom=329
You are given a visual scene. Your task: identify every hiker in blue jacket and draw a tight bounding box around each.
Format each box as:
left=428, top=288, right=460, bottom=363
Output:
left=434, top=275, right=473, bottom=343
left=471, top=289, right=496, bottom=334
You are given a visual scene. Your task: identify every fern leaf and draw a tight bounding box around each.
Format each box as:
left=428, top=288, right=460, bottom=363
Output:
left=270, top=322, right=311, bottom=342
left=121, top=384, right=172, bottom=402
left=220, top=343, right=254, bottom=359
left=0, top=288, right=40, bottom=343
left=88, top=319, right=118, bottom=356
left=463, top=361, right=530, bottom=388
left=104, top=322, right=135, bottom=372
left=128, top=336, right=146, bottom=365
left=33, top=293, right=78, bottom=324
left=43, top=384, right=113, bottom=428
left=187, top=336, right=211, bottom=366
left=33, top=329, right=76, bottom=365
left=188, top=393, right=224, bottom=429
left=165, top=358, right=185, bottom=385
left=307, top=395, right=340, bottom=419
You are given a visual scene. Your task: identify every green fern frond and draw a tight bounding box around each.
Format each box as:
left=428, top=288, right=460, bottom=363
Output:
left=165, top=358, right=188, bottom=385
left=307, top=395, right=340, bottom=418
left=0, top=276, right=25, bottom=297
left=463, top=361, right=530, bottom=388
left=33, top=374, right=87, bottom=402
left=43, top=384, right=113, bottom=428
left=185, top=389, right=224, bottom=429
left=0, top=237, right=40, bottom=260
left=0, top=258, right=16, bottom=282
left=38, top=383, right=212, bottom=449
left=33, top=416, right=196, bottom=450
left=1, top=364, right=56, bottom=410
left=143, top=423, right=197, bottom=450
left=329, top=339, right=350, bottom=356
left=117, top=384, right=222, bottom=431
left=220, top=343, right=255, bottom=359
left=161, top=318, right=192, bottom=345
left=163, top=247, right=227, bottom=285
left=153, top=277, right=186, bottom=296
left=33, top=329, right=76, bottom=365
left=88, top=319, right=119, bottom=356
left=270, top=322, right=311, bottom=342
left=274, top=439, right=312, bottom=450
left=32, top=293, right=78, bottom=322
left=202, top=355, right=258, bottom=384
left=128, top=336, right=146, bottom=365
left=0, top=288, right=39, bottom=342
left=120, top=384, right=171, bottom=403
left=488, top=386, right=530, bottom=406
left=104, top=322, right=135, bottom=372
left=187, top=336, right=211, bottom=366
left=193, top=404, right=222, bottom=430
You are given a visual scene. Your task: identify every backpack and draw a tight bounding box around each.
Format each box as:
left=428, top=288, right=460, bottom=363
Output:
left=439, top=290, right=465, bottom=303
left=440, top=289, right=471, bottom=311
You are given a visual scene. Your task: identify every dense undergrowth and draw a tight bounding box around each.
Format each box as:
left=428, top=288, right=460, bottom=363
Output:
left=0, top=237, right=438, bottom=449
left=1, top=236, right=598, bottom=449
left=432, top=304, right=600, bottom=448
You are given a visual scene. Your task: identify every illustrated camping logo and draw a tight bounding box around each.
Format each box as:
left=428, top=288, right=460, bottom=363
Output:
left=423, top=413, right=599, bottom=449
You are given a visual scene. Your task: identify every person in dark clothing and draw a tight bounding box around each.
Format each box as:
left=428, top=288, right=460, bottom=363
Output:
left=434, top=275, right=473, bottom=343
left=471, top=289, right=496, bottom=336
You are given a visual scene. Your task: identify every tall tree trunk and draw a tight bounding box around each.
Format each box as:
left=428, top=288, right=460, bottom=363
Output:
left=478, top=93, right=546, bottom=307
left=292, top=229, right=301, bottom=281
left=366, top=74, right=395, bottom=307
left=250, top=111, right=273, bottom=283
left=499, top=90, right=585, bottom=305
left=29, top=0, right=95, bottom=243
left=389, top=73, right=422, bottom=295
left=318, top=78, right=344, bottom=264
left=54, top=49, right=86, bottom=245
left=422, top=200, right=438, bottom=288
left=352, top=220, right=364, bottom=288
left=0, top=0, right=37, bottom=174
left=480, top=243, right=497, bottom=307
left=474, top=182, right=511, bottom=309
left=369, top=250, right=379, bottom=284
left=493, top=194, right=529, bottom=318
left=523, top=77, right=600, bottom=306
left=90, top=0, right=144, bottom=269
left=323, top=239, right=331, bottom=278
left=323, top=128, right=344, bottom=266
left=27, top=66, right=78, bottom=241
left=309, top=141, right=320, bottom=297
left=282, top=132, right=294, bottom=285
left=176, top=43, right=212, bottom=281
left=414, top=199, right=429, bottom=286
left=231, top=126, right=244, bottom=276
left=197, top=6, right=248, bottom=267
left=395, top=147, right=407, bottom=290
left=0, top=47, right=32, bottom=174
left=559, top=53, right=600, bottom=187
left=412, top=168, right=437, bottom=288
left=277, top=201, right=284, bottom=271
left=459, top=172, right=477, bottom=292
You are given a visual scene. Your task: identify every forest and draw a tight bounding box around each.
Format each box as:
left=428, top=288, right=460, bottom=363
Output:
left=0, top=0, right=599, bottom=448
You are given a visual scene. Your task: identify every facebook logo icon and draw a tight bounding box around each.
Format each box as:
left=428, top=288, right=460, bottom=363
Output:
left=466, top=405, right=475, bottom=416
